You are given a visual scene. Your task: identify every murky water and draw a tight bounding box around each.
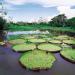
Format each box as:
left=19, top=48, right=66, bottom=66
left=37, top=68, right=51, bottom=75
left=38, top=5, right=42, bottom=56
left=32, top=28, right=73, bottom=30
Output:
left=0, top=45, right=75, bottom=75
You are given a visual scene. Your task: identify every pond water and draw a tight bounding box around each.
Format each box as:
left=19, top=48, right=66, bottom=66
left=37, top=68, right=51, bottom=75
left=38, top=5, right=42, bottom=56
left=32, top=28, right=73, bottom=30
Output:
left=8, top=30, right=49, bottom=35
left=0, top=32, right=75, bottom=75
left=0, top=45, right=75, bottom=75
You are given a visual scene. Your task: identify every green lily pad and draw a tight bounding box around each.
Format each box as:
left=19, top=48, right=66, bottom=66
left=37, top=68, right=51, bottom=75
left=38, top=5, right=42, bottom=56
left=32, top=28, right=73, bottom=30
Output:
left=38, top=44, right=61, bottom=52
left=49, top=40, right=61, bottom=44
left=63, top=40, right=75, bottom=44
left=19, top=50, right=56, bottom=70
left=44, top=38, right=52, bottom=41
left=61, top=43, right=71, bottom=48
left=9, top=39, right=25, bottom=45
left=60, top=49, right=75, bottom=62
left=29, top=39, right=45, bottom=43
left=12, top=43, right=36, bottom=52
left=53, top=35, right=71, bottom=40
left=0, top=42, right=5, bottom=45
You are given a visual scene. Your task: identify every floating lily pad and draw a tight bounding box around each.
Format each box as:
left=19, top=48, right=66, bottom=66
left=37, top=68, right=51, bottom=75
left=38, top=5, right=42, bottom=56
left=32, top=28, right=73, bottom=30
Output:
left=9, top=39, right=25, bottom=45
left=60, top=49, right=75, bottom=62
left=12, top=43, right=36, bottom=52
left=49, top=40, right=61, bottom=44
left=44, top=38, right=52, bottom=41
left=0, top=42, right=5, bottom=45
left=29, top=39, right=45, bottom=43
left=61, top=43, right=71, bottom=48
left=19, top=50, right=56, bottom=70
left=53, top=35, right=71, bottom=40
left=63, top=40, right=75, bottom=45
left=38, top=44, right=61, bottom=52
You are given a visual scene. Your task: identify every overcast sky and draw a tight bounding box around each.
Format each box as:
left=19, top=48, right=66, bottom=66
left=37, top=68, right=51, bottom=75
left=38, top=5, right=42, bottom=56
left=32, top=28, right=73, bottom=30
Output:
left=0, top=0, right=75, bottom=22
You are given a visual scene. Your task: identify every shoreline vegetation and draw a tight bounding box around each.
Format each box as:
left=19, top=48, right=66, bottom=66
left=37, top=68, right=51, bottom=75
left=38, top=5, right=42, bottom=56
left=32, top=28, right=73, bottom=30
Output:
left=6, top=14, right=75, bottom=34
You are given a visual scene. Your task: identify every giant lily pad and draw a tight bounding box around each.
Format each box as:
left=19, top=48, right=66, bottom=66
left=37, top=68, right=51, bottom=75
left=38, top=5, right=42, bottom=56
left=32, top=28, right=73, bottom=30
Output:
left=38, top=44, right=61, bottom=52
left=49, top=40, right=61, bottom=44
left=53, top=35, right=71, bottom=40
left=9, top=39, right=25, bottom=45
left=61, top=43, right=71, bottom=48
left=0, top=42, right=5, bottom=45
left=29, top=39, right=45, bottom=43
left=60, top=49, right=75, bottom=62
left=12, top=43, right=36, bottom=52
left=63, top=40, right=75, bottom=45
left=19, top=50, right=56, bottom=70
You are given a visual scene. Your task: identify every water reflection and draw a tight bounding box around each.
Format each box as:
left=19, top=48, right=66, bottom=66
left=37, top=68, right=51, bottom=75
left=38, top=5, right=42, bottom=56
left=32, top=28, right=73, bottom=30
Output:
left=8, top=30, right=49, bottom=35
left=0, top=45, right=75, bottom=75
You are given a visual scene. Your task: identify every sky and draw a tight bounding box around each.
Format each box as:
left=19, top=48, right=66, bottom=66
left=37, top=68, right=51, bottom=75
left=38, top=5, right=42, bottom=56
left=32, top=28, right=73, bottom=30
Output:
left=0, top=0, right=75, bottom=22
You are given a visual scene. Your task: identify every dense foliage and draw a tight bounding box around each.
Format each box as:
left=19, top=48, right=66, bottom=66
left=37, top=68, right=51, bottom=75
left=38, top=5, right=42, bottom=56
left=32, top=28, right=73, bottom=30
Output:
left=0, top=17, right=6, bottom=31
left=6, top=14, right=75, bottom=33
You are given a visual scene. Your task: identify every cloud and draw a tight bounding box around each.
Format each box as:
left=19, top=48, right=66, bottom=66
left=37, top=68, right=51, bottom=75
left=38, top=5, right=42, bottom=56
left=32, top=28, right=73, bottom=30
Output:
left=5, top=0, right=26, bottom=5
left=57, top=6, right=75, bottom=18
left=5, top=0, right=75, bottom=7
left=4, top=4, right=15, bottom=10
left=4, top=0, right=75, bottom=21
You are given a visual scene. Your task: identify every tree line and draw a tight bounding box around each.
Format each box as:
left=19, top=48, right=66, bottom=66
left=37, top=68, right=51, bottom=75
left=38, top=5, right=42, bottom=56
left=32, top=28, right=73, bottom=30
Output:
left=0, top=14, right=75, bottom=31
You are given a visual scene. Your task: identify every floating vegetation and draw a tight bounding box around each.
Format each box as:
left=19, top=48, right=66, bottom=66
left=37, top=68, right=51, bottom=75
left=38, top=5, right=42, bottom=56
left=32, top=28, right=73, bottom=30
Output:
left=38, top=44, right=61, bottom=52
left=53, top=35, right=71, bottom=40
left=12, top=43, right=36, bottom=52
left=60, top=49, right=75, bottom=62
left=29, top=39, right=45, bottom=43
left=19, top=50, right=56, bottom=70
left=49, top=40, right=61, bottom=44
left=8, top=39, right=25, bottom=45
left=63, top=40, right=75, bottom=45
left=61, top=43, right=71, bottom=48
left=44, top=38, right=52, bottom=41
left=0, top=42, right=5, bottom=45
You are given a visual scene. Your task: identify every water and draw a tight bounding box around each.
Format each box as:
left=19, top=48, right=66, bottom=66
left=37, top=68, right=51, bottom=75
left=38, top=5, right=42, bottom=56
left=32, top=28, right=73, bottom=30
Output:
left=8, top=30, right=49, bottom=35
left=0, top=45, right=75, bottom=75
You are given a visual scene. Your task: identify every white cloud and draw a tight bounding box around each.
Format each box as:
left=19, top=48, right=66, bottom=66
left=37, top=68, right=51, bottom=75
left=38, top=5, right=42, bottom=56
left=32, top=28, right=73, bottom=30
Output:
left=57, top=6, right=75, bottom=18
left=4, top=4, right=15, bottom=10
left=5, top=0, right=75, bottom=7
left=4, top=0, right=75, bottom=21
left=5, top=0, right=26, bottom=5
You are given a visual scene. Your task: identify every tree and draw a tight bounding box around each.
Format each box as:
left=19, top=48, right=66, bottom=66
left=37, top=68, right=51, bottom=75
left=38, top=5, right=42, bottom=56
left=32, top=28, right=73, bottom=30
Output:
left=67, top=17, right=75, bottom=28
left=0, top=17, right=6, bottom=31
left=0, top=17, right=7, bottom=41
left=49, top=14, right=67, bottom=27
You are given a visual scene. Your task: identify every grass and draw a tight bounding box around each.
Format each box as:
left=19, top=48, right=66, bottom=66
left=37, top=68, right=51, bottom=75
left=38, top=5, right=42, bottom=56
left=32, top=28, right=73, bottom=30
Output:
left=60, top=49, right=75, bottom=62
left=8, top=23, right=75, bottom=33
left=38, top=43, right=61, bottom=52
left=49, top=27, right=75, bottom=33
left=12, top=43, right=36, bottom=52
left=19, top=50, right=56, bottom=70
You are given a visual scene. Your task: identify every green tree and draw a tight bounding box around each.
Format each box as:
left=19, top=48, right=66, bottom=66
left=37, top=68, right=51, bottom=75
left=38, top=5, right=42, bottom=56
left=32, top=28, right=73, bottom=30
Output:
left=0, top=17, right=7, bottom=31
left=67, top=17, right=75, bottom=28
left=49, top=14, right=67, bottom=27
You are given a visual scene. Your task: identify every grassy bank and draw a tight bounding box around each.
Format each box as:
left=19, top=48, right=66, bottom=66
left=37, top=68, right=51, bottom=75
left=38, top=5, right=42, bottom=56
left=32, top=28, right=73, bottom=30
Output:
left=7, top=23, right=75, bottom=34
